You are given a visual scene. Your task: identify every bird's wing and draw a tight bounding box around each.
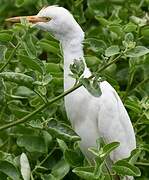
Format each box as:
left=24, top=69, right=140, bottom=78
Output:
left=97, top=81, right=136, bottom=162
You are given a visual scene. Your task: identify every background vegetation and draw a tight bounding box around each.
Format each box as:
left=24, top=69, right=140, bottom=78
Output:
left=0, top=0, right=149, bottom=179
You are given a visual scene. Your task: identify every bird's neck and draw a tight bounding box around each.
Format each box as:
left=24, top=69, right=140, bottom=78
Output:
left=61, top=38, right=91, bottom=90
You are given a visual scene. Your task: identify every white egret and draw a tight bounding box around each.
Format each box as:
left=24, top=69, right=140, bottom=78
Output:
left=7, top=6, right=136, bottom=179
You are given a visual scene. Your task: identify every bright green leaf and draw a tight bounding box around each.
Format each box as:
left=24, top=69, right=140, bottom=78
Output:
left=126, top=46, right=149, bottom=57
left=112, top=160, right=141, bottom=176
left=105, top=45, right=120, bottom=57
left=73, top=166, right=95, bottom=180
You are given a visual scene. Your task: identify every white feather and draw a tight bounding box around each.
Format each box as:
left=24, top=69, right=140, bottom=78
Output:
left=35, top=6, right=136, bottom=178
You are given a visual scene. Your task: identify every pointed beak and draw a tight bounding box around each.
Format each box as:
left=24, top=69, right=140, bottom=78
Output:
left=5, top=15, right=50, bottom=23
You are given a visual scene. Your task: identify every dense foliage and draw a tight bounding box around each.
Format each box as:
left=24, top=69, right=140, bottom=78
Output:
left=0, top=0, right=149, bottom=179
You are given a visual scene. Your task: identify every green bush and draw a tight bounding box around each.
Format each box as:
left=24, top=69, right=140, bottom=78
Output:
left=0, top=0, right=149, bottom=179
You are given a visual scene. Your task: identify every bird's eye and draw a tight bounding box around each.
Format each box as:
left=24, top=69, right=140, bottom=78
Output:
left=43, top=17, right=51, bottom=22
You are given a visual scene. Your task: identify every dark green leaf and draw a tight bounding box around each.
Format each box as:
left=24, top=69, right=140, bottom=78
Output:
left=18, top=54, right=45, bottom=74
left=17, top=135, right=47, bottom=153
left=81, top=78, right=102, bottom=97
left=0, top=160, right=20, bottom=180
left=70, top=59, right=85, bottom=77
left=64, top=149, right=83, bottom=167
left=51, top=159, right=70, bottom=179
left=48, top=119, right=80, bottom=142
left=38, top=39, right=60, bottom=55
left=112, top=160, right=141, bottom=176
left=0, top=33, right=12, bottom=42
left=0, top=72, right=34, bottom=89
left=15, top=0, right=25, bottom=7
left=0, top=45, right=7, bottom=61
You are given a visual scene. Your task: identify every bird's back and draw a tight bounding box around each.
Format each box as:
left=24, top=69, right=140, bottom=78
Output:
left=65, top=81, right=136, bottom=162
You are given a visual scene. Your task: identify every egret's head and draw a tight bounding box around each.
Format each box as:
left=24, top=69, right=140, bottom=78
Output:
left=6, top=6, right=84, bottom=43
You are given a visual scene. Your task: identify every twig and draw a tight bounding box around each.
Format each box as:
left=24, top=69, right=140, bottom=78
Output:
left=0, top=42, right=20, bottom=72
left=33, top=89, right=48, bottom=104
left=32, top=145, right=56, bottom=174
left=122, top=68, right=135, bottom=102
left=129, top=77, right=149, bottom=94
left=0, top=53, right=122, bottom=131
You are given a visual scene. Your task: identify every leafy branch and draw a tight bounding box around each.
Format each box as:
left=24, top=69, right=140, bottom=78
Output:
left=0, top=42, right=20, bottom=73
left=0, top=53, right=122, bottom=131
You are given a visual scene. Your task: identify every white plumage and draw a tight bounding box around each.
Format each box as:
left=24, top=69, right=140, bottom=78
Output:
left=8, top=6, right=136, bottom=179
left=35, top=6, right=136, bottom=164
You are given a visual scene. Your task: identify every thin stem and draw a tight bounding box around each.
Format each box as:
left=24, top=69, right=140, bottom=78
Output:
left=30, top=173, right=35, bottom=180
left=129, top=77, right=149, bottom=94
left=135, top=162, right=149, bottom=166
left=91, top=54, right=122, bottom=79
left=122, top=68, right=135, bottom=102
left=0, top=54, right=122, bottom=131
left=32, top=145, right=56, bottom=174
left=0, top=42, right=20, bottom=73
left=33, top=89, right=48, bottom=104
left=134, top=110, right=147, bottom=128
left=105, top=162, right=113, bottom=180
left=0, top=83, right=81, bottom=131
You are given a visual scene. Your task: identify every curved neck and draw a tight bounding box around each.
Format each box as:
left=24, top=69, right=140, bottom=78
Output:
left=61, top=38, right=91, bottom=90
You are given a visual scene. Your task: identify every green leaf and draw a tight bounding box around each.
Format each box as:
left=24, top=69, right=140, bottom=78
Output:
left=124, top=22, right=137, bottom=32
left=89, top=142, right=120, bottom=159
left=57, top=139, right=68, bottom=153
left=10, top=125, right=36, bottom=136
left=73, top=166, right=95, bottom=180
left=0, top=32, right=12, bottom=42
left=40, top=174, right=57, bottom=180
left=22, top=34, right=37, bottom=58
left=64, top=149, right=83, bottom=167
left=95, top=16, right=110, bottom=26
left=45, top=63, right=62, bottom=74
left=70, top=59, right=85, bottom=77
left=34, top=74, right=53, bottom=86
left=17, top=135, right=47, bottom=153
left=125, top=99, right=141, bottom=113
left=81, top=78, right=102, bottom=97
left=126, top=46, right=149, bottom=57
left=124, top=33, right=134, bottom=43
left=94, top=159, right=109, bottom=179
left=85, top=38, right=107, bottom=53
left=0, top=45, right=7, bottom=61
left=130, top=16, right=147, bottom=27
left=99, top=142, right=120, bottom=158
left=18, top=54, right=45, bottom=74
left=15, top=0, right=25, bottom=7
left=51, top=159, right=70, bottom=179
left=141, top=26, right=149, bottom=37
left=38, top=39, right=60, bottom=55
left=48, top=119, right=80, bottom=142
left=112, top=160, right=141, bottom=176
left=0, top=160, right=20, bottom=180
left=85, top=56, right=101, bottom=67
left=0, top=72, right=34, bottom=89
left=20, top=153, right=31, bottom=180
left=105, top=45, right=120, bottom=57
left=109, top=25, right=123, bottom=36
left=0, top=151, right=14, bottom=163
